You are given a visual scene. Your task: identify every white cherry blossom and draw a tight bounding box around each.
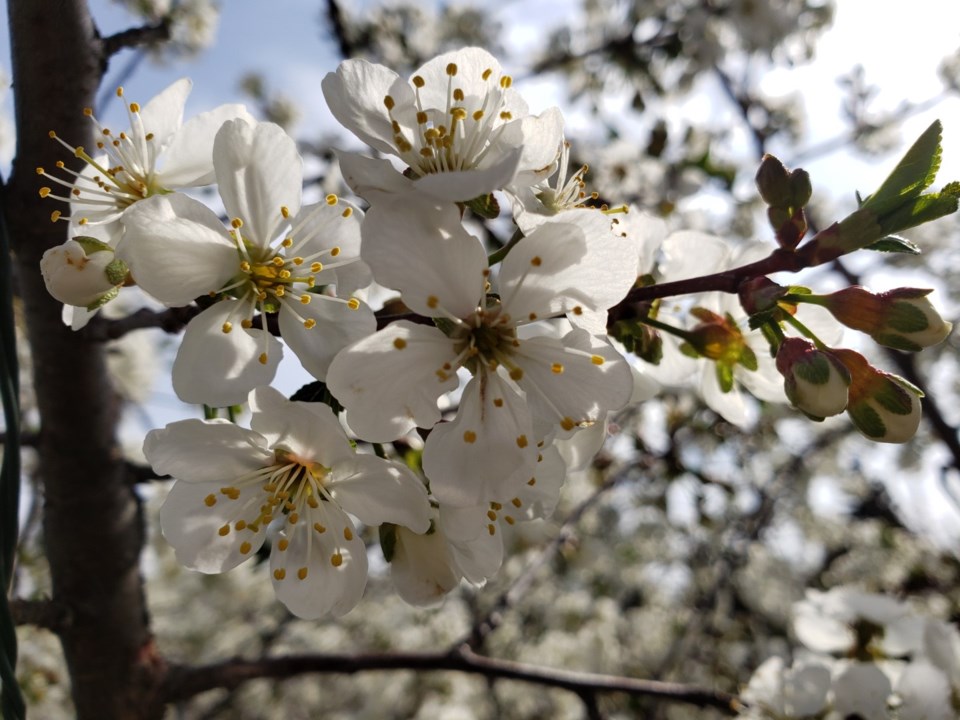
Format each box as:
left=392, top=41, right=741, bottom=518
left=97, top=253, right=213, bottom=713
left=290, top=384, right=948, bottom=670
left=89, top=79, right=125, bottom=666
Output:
left=38, top=78, right=253, bottom=237
left=322, top=47, right=563, bottom=202
left=121, top=119, right=375, bottom=406
left=145, top=386, right=431, bottom=619
left=327, top=195, right=633, bottom=506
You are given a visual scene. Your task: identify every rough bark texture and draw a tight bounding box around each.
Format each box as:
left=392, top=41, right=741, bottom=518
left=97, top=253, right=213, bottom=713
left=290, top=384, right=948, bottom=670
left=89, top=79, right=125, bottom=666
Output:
left=5, top=1, right=163, bottom=717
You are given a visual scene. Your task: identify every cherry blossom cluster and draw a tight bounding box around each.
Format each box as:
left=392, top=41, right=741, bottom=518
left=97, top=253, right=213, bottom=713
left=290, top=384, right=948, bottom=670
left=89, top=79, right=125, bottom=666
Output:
left=740, top=586, right=960, bottom=720
left=36, top=48, right=954, bottom=619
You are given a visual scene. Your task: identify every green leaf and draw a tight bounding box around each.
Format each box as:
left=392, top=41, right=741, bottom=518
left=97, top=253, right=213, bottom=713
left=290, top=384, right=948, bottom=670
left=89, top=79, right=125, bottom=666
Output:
left=464, top=193, right=501, bottom=219
left=862, top=120, right=943, bottom=215
left=877, top=187, right=960, bottom=235
left=864, top=235, right=921, bottom=254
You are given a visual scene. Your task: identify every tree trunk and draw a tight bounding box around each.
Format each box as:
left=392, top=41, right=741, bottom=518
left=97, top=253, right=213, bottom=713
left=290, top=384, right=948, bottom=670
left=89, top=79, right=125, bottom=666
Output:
left=5, top=1, right=163, bottom=717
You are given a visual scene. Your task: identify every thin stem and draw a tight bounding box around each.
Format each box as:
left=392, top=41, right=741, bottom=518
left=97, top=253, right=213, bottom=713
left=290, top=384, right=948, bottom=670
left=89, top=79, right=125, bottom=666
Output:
left=487, top=228, right=525, bottom=266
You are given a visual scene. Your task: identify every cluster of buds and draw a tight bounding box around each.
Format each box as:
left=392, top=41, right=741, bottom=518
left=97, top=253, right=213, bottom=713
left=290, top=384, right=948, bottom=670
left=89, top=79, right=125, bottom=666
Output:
left=774, top=339, right=923, bottom=442
left=755, top=154, right=812, bottom=250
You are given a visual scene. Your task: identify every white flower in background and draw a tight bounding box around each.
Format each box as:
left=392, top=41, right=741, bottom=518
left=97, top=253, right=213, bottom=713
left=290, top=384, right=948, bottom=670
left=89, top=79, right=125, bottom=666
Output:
left=327, top=195, right=632, bottom=506
left=740, top=656, right=831, bottom=719
left=144, top=386, right=431, bottom=619
left=322, top=47, right=563, bottom=202
left=121, top=119, right=374, bottom=407
left=792, top=587, right=911, bottom=656
left=39, top=78, right=253, bottom=236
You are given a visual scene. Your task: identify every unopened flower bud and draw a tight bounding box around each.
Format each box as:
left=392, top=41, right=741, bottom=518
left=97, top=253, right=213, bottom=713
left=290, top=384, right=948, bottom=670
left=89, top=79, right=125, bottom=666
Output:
left=832, top=348, right=923, bottom=443
left=818, top=286, right=952, bottom=351
left=756, top=154, right=793, bottom=208
left=775, top=338, right=850, bottom=419
left=40, top=237, right=125, bottom=308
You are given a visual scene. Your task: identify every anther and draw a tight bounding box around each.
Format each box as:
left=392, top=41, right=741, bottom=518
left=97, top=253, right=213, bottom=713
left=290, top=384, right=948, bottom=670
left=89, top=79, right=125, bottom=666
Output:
left=297, top=567, right=308, bottom=580
left=393, top=338, right=407, bottom=350
left=331, top=553, right=343, bottom=567
left=258, top=352, right=269, bottom=365
left=446, top=63, right=458, bottom=76
left=343, top=527, right=353, bottom=541
left=591, top=355, right=605, bottom=365
left=240, top=542, right=252, bottom=554
left=278, top=538, right=290, bottom=551
left=218, top=524, right=230, bottom=537
left=347, top=298, right=360, bottom=310
left=463, top=430, right=477, bottom=444
left=274, top=568, right=286, bottom=580
left=516, top=435, right=528, bottom=448
left=204, top=494, right=217, bottom=507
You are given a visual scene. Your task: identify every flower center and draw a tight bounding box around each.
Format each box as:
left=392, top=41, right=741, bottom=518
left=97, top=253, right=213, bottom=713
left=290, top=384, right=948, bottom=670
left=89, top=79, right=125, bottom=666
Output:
left=215, top=197, right=362, bottom=365
left=382, top=62, right=514, bottom=177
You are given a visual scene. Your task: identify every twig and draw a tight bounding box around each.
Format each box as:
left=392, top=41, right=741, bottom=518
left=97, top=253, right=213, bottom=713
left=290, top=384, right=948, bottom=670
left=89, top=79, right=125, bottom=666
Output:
left=82, top=306, right=201, bottom=341
left=101, top=19, right=172, bottom=57
left=9, top=598, right=71, bottom=632
left=161, top=645, right=743, bottom=714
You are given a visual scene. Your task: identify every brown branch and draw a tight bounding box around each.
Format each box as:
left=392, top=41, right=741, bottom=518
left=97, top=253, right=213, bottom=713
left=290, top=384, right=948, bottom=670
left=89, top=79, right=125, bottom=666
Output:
left=9, top=598, right=71, bottom=632
left=82, top=305, right=201, bottom=341
left=101, top=19, right=172, bottom=57
left=161, top=645, right=743, bottom=714
left=324, top=0, right=355, bottom=61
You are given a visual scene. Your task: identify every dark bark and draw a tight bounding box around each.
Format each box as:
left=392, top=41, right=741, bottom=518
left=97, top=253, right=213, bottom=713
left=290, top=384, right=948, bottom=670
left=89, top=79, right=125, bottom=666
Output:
left=5, top=1, right=162, bottom=717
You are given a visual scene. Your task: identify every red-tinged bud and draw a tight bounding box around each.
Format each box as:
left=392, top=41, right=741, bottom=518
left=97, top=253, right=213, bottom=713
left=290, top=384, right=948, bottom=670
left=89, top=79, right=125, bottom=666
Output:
left=756, top=154, right=793, bottom=208
left=775, top=338, right=850, bottom=419
left=818, top=286, right=953, bottom=352
left=832, top=348, right=923, bottom=443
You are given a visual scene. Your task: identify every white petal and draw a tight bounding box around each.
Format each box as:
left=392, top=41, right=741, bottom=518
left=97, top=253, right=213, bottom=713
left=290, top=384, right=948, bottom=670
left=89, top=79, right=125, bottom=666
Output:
left=144, top=418, right=272, bottom=482
left=172, top=300, right=283, bottom=407
left=138, top=78, right=191, bottom=148
left=322, top=60, right=409, bottom=155
left=291, top=199, right=371, bottom=293
left=390, top=523, right=460, bottom=607
left=783, top=662, right=831, bottom=717
left=514, top=330, right=633, bottom=429
left=336, top=151, right=414, bottom=202
left=422, top=371, right=538, bottom=507
left=158, top=104, right=255, bottom=188
left=518, top=445, right=566, bottom=520
left=444, top=515, right=504, bottom=585
left=501, top=210, right=637, bottom=322
left=249, top=386, right=355, bottom=465
left=832, top=663, right=891, bottom=720
left=700, top=363, right=753, bottom=427
left=896, top=663, right=952, bottom=720
left=120, top=193, right=238, bottom=306
left=512, top=107, right=565, bottom=184
left=361, top=194, right=486, bottom=318
left=279, top=295, right=376, bottom=382
left=160, top=478, right=268, bottom=573
left=270, top=501, right=367, bottom=619
left=413, top=147, right=523, bottom=201
left=660, top=231, right=731, bottom=281
left=214, top=119, right=302, bottom=246
left=327, top=321, right=460, bottom=441
left=328, top=454, right=431, bottom=532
